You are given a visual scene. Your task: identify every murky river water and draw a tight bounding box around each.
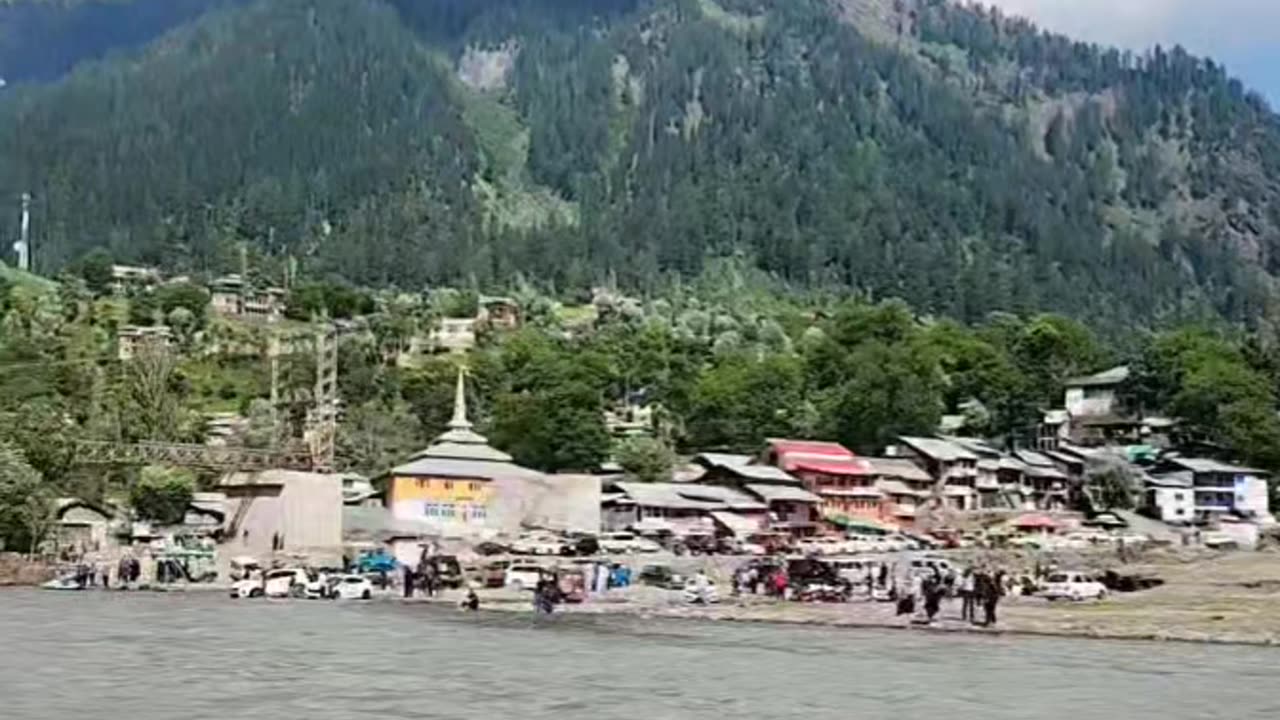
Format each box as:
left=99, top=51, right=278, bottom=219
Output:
left=2, top=589, right=1277, bottom=719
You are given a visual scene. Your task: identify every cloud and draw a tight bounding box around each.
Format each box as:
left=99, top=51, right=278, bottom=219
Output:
left=982, top=0, right=1280, bottom=102
left=982, top=0, right=1280, bottom=52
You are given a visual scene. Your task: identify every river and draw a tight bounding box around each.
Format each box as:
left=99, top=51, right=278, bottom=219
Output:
left=2, top=589, right=1276, bottom=719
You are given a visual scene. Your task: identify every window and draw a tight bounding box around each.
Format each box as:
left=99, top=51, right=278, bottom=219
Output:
left=1175, top=509, right=1184, bottom=516
left=444, top=481, right=454, bottom=491
left=470, top=505, right=487, bottom=521
left=469, top=482, right=481, bottom=492
left=440, top=503, right=456, bottom=518
left=1173, top=493, right=1184, bottom=501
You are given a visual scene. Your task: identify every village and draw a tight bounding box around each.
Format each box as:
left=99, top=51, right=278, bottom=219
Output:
left=25, top=289, right=1280, bottom=643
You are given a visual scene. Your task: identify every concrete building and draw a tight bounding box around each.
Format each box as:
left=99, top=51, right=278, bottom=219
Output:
left=53, top=499, right=117, bottom=554
left=430, top=318, right=477, bottom=353
left=760, top=439, right=875, bottom=532
left=1064, top=366, right=1130, bottom=418
left=897, top=437, right=978, bottom=511
left=1145, top=477, right=1195, bottom=524
left=110, top=264, right=161, bottom=295
left=383, top=370, right=587, bottom=538
left=864, top=457, right=933, bottom=528
left=117, top=325, right=174, bottom=361
left=1149, top=458, right=1272, bottom=522
left=602, top=481, right=767, bottom=536
left=209, top=274, right=285, bottom=322
left=219, top=470, right=344, bottom=564
left=478, top=296, right=521, bottom=331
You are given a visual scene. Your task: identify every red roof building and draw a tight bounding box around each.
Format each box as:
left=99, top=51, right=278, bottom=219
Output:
left=761, top=439, right=892, bottom=530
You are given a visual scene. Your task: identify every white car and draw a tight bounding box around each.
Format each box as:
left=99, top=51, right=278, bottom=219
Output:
left=511, top=533, right=568, bottom=556
left=599, top=532, right=641, bottom=554
left=229, top=577, right=265, bottom=599
left=682, top=576, right=720, bottom=604
left=504, top=563, right=549, bottom=591
left=1040, top=572, right=1108, bottom=601
left=328, top=574, right=374, bottom=600
left=797, top=537, right=846, bottom=556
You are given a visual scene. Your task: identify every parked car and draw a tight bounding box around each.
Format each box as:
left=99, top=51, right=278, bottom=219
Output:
left=682, top=575, right=720, bottom=604
left=229, top=576, right=265, bottom=599
left=797, top=537, right=846, bottom=556
left=473, top=540, right=510, bottom=557
left=504, top=563, right=550, bottom=591
left=511, top=533, right=569, bottom=556
left=480, top=560, right=513, bottom=588
left=907, top=556, right=955, bottom=578
left=638, top=564, right=686, bottom=590
left=599, top=532, right=661, bottom=554
left=1040, top=572, right=1108, bottom=601
left=352, top=550, right=398, bottom=574
left=328, top=574, right=374, bottom=600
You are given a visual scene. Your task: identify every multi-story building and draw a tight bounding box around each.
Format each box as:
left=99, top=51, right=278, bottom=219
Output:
left=896, top=437, right=978, bottom=511
left=1149, top=457, right=1272, bottom=522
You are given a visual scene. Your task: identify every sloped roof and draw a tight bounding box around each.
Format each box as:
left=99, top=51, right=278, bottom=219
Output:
left=1065, top=365, right=1130, bottom=388
left=1148, top=471, right=1194, bottom=488
left=674, top=484, right=767, bottom=511
left=939, top=435, right=1002, bottom=458
left=876, top=479, right=928, bottom=498
left=767, top=438, right=873, bottom=476
left=695, top=453, right=799, bottom=483
left=695, top=452, right=753, bottom=468
left=1165, top=457, right=1267, bottom=476
left=899, top=436, right=977, bottom=462
left=745, top=483, right=822, bottom=504
left=1013, top=449, right=1055, bottom=467
left=389, top=369, right=541, bottom=482
left=865, top=457, right=932, bottom=483
left=612, top=482, right=722, bottom=511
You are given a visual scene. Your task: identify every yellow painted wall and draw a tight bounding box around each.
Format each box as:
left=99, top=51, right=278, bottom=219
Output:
left=388, top=476, right=493, bottom=506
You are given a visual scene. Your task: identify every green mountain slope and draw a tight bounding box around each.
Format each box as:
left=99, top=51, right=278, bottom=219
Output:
left=2, top=0, right=1279, bottom=332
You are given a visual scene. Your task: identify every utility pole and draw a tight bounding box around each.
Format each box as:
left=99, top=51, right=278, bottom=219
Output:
left=12, top=192, right=30, bottom=272
left=305, top=326, right=339, bottom=472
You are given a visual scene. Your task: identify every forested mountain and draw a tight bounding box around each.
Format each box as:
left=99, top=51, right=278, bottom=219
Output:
left=2, top=0, right=1280, bottom=333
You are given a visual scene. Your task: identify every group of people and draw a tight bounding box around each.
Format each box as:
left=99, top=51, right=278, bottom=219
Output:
left=732, top=563, right=789, bottom=597
left=902, top=566, right=1005, bottom=626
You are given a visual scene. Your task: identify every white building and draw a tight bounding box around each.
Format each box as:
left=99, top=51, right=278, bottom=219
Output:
left=1145, top=477, right=1195, bottom=524
left=1063, top=366, right=1130, bottom=418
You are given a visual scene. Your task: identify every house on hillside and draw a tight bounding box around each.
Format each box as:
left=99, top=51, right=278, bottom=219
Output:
left=864, top=457, right=933, bottom=528
left=896, top=437, right=978, bottom=511
left=117, top=325, right=174, bottom=361
left=430, top=317, right=477, bottom=353
left=478, top=296, right=521, bottom=331
left=1012, top=449, right=1072, bottom=511
left=1149, top=457, right=1272, bottom=523
left=761, top=439, right=878, bottom=532
left=110, top=264, right=161, bottom=295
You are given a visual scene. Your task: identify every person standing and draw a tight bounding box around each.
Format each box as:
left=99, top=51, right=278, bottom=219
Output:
left=403, top=565, right=415, bottom=599
left=959, top=569, right=975, bottom=623
left=983, top=570, right=1004, bottom=626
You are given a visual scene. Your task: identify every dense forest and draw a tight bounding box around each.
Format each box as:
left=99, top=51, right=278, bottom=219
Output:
left=2, top=0, right=1280, bottom=336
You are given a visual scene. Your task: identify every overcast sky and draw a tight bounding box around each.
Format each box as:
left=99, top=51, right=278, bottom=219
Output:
left=983, top=0, right=1280, bottom=106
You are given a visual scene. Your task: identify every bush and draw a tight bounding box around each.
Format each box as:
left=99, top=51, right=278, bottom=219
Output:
left=130, top=467, right=195, bottom=524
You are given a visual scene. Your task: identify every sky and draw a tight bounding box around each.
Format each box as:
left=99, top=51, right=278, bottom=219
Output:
left=984, top=0, right=1280, bottom=106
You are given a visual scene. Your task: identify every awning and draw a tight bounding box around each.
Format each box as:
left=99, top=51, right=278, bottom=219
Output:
left=1013, top=513, right=1058, bottom=530
left=824, top=513, right=895, bottom=534
left=710, top=511, right=765, bottom=537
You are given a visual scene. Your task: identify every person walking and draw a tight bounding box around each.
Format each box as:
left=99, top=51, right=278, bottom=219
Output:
left=402, top=565, right=415, bottom=599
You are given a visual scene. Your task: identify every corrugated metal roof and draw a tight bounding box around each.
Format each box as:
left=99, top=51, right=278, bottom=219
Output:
left=695, top=452, right=753, bottom=468
left=389, top=457, right=543, bottom=481
left=613, top=482, right=726, bottom=511
left=1013, top=449, right=1055, bottom=467
left=745, top=483, right=822, bottom=504
left=1166, top=458, right=1267, bottom=476
left=1065, top=365, right=1130, bottom=388
left=710, top=510, right=766, bottom=535
left=876, top=479, right=927, bottom=497
left=899, top=437, right=977, bottom=462
left=674, top=485, right=767, bottom=511
left=865, top=457, right=932, bottom=483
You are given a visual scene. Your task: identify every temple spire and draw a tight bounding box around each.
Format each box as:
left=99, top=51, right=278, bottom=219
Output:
left=449, top=366, right=471, bottom=430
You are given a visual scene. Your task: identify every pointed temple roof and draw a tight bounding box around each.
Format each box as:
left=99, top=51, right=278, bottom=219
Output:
left=389, top=368, right=541, bottom=479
